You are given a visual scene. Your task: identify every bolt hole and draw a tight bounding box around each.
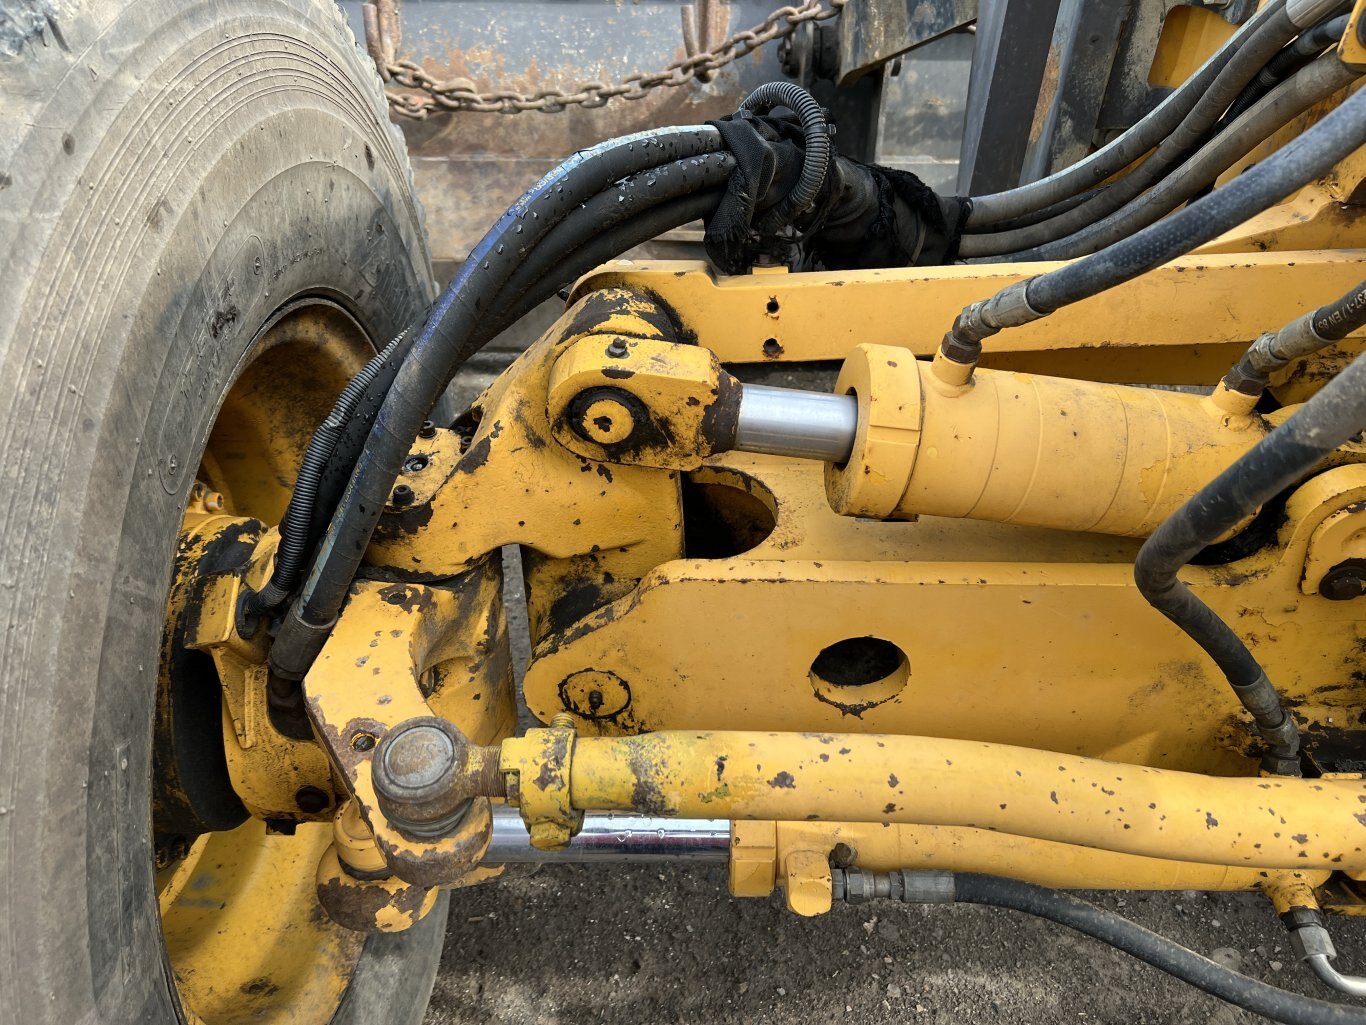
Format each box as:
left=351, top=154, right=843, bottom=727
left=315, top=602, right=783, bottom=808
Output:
left=809, top=636, right=909, bottom=713
left=812, top=637, right=905, bottom=687
left=294, top=785, right=331, bottom=814
left=403, top=455, right=429, bottom=473
left=682, top=467, right=778, bottom=558
left=766, top=297, right=780, bottom=315
left=351, top=732, right=377, bottom=752
left=762, top=337, right=784, bottom=359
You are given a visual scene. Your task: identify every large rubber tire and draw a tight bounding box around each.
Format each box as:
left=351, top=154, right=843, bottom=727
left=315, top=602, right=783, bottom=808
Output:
left=0, top=2, right=446, bottom=1022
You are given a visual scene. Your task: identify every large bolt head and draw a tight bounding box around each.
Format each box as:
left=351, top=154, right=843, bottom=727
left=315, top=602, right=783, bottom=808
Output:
left=380, top=724, right=455, bottom=790
left=372, top=717, right=474, bottom=838
left=1319, top=560, right=1366, bottom=601
left=566, top=386, right=647, bottom=448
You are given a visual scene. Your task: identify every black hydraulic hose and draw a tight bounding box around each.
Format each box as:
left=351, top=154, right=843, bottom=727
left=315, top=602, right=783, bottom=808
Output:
left=484, top=190, right=726, bottom=339
left=737, top=81, right=831, bottom=230
left=1222, top=14, right=1350, bottom=128
left=962, top=185, right=1105, bottom=235
left=963, top=0, right=1288, bottom=229
left=1225, top=277, right=1366, bottom=394
left=938, top=85, right=1366, bottom=368
left=997, top=56, right=1360, bottom=263
left=1027, top=85, right=1366, bottom=314
left=272, top=84, right=828, bottom=677
left=1313, top=280, right=1366, bottom=341
left=954, top=874, right=1366, bottom=1024
left=1273, top=14, right=1351, bottom=73
left=1135, top=344, right=1366, bottom=776
left=958, top=5, right=1301, bottom=259
left=488, top=152, right=735, bottom=325
left=303, top=326, right=420, bottom=548
left=292, top=149, right=723, bottom=581
left=284, top=125, right=723, bottom=631
left=249, top=330, right=406, bottom=614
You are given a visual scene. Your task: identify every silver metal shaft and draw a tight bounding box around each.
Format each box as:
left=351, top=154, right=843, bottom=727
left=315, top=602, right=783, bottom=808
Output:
left=484, top=804, right=730, bottom=864
left=734, top=384, right=858, bottom=463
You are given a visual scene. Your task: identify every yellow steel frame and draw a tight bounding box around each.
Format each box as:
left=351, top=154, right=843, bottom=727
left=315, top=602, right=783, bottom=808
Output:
left=572, top=251, right=1366, bottom=379
left=520, top=455, right=1366, bottom=772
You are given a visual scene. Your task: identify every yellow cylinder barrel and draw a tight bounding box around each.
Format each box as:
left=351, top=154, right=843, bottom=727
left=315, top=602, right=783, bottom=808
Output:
left=825, top=344, right=1267, bottom=537
left=564, top=730, right=1366, bottom=872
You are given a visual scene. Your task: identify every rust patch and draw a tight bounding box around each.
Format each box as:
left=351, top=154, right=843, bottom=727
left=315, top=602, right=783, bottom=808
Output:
left=812, top=686, right=887, bottom=719
left=317, top=875, right=426, bottom=932
left=374, top=807, right=494, bottom=888
left=768, top=771, right=796, bottom=789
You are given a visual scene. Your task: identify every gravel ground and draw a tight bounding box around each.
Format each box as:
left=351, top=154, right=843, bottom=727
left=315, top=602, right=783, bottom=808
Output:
left=424, top=868, right=1366, bottom=1025
left=422, top=378, right=1366, bottom=1025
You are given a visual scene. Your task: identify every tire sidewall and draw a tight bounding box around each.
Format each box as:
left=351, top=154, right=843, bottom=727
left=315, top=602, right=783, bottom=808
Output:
left=0, top=2, right=444, bottom=1021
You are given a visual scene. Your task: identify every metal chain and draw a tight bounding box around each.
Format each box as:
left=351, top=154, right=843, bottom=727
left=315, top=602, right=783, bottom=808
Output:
left=380, top=0, right=847, bottom=119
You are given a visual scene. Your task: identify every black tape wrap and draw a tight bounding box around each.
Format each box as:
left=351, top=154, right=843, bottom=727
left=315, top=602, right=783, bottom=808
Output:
left=702, top=109, right=968, bottom=273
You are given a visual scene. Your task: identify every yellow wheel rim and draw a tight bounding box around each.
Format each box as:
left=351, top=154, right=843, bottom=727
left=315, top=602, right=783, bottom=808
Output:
left=157, top=300, right=376, bottom=1025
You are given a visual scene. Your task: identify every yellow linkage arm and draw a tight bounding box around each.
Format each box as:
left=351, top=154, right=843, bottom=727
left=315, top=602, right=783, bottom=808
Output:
left=503, top=724, right=1366, bottom=872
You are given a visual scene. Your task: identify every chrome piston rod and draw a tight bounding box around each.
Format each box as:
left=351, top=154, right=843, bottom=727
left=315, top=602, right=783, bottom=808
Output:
left=484, top=804, right=730, bottom=864
left=734, top=384, right=858, bottom=463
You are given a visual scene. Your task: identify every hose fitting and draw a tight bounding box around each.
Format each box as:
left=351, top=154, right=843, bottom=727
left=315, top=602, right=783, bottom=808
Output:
left=936, top=279, right=1044, bottom=380
left=1221, top=278, right=1366, bottom=402
left=832, top=868, right=956, bottom=904
left=1285, top=906, right=1366, bottom=998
